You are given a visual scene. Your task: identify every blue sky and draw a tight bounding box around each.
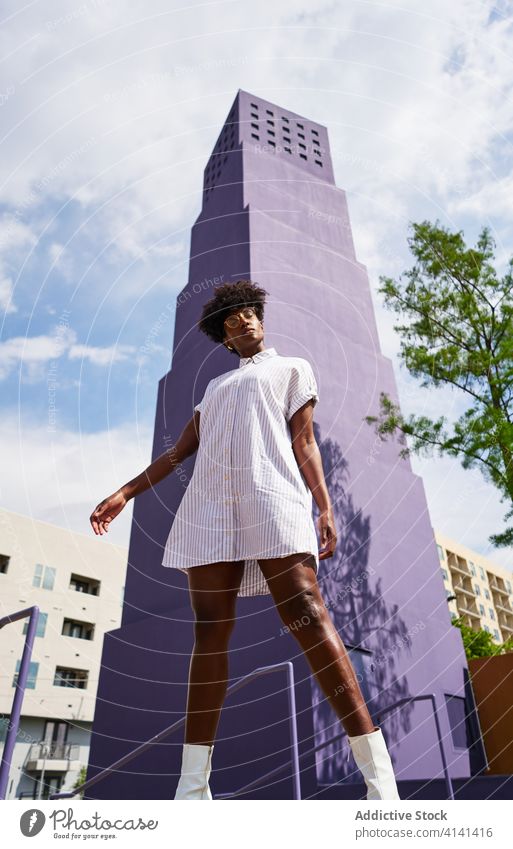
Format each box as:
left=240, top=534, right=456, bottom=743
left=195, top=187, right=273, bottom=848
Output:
left=1, top=0, right=513, bottom=572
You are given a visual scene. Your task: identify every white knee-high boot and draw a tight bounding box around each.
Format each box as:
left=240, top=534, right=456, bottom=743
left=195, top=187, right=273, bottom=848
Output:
left=347, top=726, right=401, bottom=800
left=174, top=743, right=214, bottom=800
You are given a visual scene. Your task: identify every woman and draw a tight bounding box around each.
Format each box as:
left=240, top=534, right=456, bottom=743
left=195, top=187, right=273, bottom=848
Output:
left=90, top=279, right=401, bottom=801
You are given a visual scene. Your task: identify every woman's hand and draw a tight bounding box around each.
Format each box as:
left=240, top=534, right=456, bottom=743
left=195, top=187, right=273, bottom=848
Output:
left=318, top=506, right=337, bottom=559
left=90, top=490, right=127, bottom=535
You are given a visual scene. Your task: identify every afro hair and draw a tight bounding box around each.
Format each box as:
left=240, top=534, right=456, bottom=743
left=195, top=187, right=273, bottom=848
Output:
left=197, top=279, right=269, bottom=345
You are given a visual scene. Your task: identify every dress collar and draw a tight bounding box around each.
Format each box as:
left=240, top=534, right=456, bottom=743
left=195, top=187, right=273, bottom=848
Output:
left=238, top=347, right=278, bottom=368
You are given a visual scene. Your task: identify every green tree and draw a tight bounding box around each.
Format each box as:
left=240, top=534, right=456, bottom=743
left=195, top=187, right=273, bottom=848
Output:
left=364, top=220, right=513, bottom=546
left=451, top=615, right=513, bottom=659
left=72, top=765, right=87, bottom=800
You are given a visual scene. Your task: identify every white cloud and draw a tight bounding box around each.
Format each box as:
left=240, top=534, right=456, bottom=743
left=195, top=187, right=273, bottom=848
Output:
left=0, top=324, right=136, bottom=380
left=0, top=273, right=17, bottom=315
left=68, top=342, right=137, bottom=366
left=0, top=408, right=154, bottom=546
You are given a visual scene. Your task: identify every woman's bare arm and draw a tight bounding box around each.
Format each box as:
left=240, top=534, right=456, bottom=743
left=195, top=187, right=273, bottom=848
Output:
left=90, top=411, right=200, bottom=535
left=289, top=401, right=337, bottom=559
left=121, top=410, right=201, bottom=500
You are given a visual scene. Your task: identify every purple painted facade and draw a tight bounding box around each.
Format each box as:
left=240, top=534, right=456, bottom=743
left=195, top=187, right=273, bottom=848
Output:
left=86, top=90, right=474, bottom=799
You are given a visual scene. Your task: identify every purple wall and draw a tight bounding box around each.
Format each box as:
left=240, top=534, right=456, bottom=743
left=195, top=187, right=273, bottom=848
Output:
left=85, top=90, right=473, bottom=799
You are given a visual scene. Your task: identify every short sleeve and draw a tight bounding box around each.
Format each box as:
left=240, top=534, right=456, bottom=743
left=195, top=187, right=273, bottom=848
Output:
left=286, top=359, right=319, bottom=421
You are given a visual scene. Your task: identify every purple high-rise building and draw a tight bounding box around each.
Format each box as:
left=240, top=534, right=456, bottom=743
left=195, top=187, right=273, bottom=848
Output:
left=85, top=90, right=479, bottom=799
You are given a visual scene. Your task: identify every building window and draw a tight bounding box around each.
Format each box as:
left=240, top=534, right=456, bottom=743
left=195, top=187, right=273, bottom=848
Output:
left=266, top=119, right=274, bottom=126
left=12, top=659, right=39, bottom=689
left=494, top=629, right=500, bottom=641
left=311, top=128, right=319, bottom=136
left=313, top=149, right=321, bottom=156
left=484, top=624, right=490, bottom=633
left=22, top=612, right=48, bottom=638
left=298, top=142, right=306, bottom=149
left=54, top=667, right=88, bottom=689
left=0, top=554, right=10, bottom=574
left=299, top=153, right=307, bottom=159
left=250, top=112, right=258, bottom=120
left=251, top=133, right=259, bottom=140
left=267, top=129, right=275, bottom=136
left=53, top=666, right=89, bottom=690
left=33, top=564, right=56, bottom=590
left=268, top=140, right=275, bottom=147
left=446, top=589, right=454, bottom=599
left=445, top=694, right=470, bottom=749
left=296, top=122, right=304, bottom=129
left=441, top=568, right=448, bottom=581
left=251, top=122, right=259, bottom=131
left=298, top=132, right=305, bottom=139
left=489, top=608, right=495, bottom=620
left=314, top=160, right=323, bottom=166
left=266, top=109, right=273, bottom=116
left=437, top=544, right=445, bottom=561
left=484, top=588, right=490, bottom=600
left=284, top=147, right=291, bottom=153
left=62, top=619, right=94, bottom=640
left=250, top=102, right=258, bottom=109
left=469, top=563, right=476, bottom=576
left=479, top=567, right=486, bottom=581
left=506, top=580, right=512, bottom=593
left=281, top=116, right=289, bottom=122
left=474, top=584, right=481, bottom=596
left=69, top=574, right=100, bottom=596
left=479, top=604, right=485, bottom=616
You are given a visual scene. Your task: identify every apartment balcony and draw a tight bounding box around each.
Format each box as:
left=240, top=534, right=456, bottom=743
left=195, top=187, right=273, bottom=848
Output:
left=448, top=559, right=470, bottom=577
left=500, top=621, right=513, bottom=635
left=489, top=581, right=510, bottom=597
left=25, top=741, right=81, bottom=772
left=453, top=583, right=475, bottom=598
left=458, top=604, right=481, bottom=620
left=495, top=599, right=513, bottom=614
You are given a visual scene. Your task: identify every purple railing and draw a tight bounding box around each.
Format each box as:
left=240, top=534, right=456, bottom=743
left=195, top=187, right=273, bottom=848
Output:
left=0, top=606, right=40, bottom=800
left=49, top=661, right=301, bottom=800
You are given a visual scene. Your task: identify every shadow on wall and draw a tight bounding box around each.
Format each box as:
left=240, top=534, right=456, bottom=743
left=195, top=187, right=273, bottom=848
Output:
left=310, top=421, right=414, bottom=785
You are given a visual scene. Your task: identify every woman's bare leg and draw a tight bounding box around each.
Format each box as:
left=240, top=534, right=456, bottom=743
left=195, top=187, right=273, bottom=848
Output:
left=185, top=560, right=245, bottom=746
left=258, top=552, right=375, bottom=737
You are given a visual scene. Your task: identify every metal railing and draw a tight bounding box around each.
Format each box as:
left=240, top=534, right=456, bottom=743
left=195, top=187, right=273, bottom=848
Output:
left=0, top=606, right=40, bottom=800
left=214, top=693, right=455, bottom=800
left=49, top=661, right=301, bottom=800
left=26, top=742, right=80, bottom=762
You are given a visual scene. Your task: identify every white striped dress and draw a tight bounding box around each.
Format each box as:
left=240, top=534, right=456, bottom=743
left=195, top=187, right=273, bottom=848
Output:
left=161, top=347, right=320, bottom=596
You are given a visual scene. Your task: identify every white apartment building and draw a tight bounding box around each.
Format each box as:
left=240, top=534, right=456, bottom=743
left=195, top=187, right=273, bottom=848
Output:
left=435, top=530, right=513, bottom=644
left=0, top=508, right=127, bottom=800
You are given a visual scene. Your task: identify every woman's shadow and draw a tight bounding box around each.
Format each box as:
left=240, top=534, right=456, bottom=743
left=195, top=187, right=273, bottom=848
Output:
left=310, top=420, right=415, bottom=785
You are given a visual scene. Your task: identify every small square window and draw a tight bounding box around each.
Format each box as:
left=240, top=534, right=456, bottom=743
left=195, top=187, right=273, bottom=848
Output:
left=313, top=149, right=321, bottom=156
left=484, top=588, right=490, bottom=600
left=251, top=112, right=258, bottom=120
left=479, top=604, right=485, bottom=615
left=298, top=133, right=305, bottom=139
left=267, top=119, right=274, bottom=126
left=299, top=153, right=307, bottom=159
left=283, top=137, right=291, bottom=144
left=13, top=659, right=39, bottom=689
left=0, top=554, right=9, bottom=574
left=297, top=122, right=304, bottom=129
left=281, top=116, right=289, bottom=122
left=251, top=133, right=259, bottom=140
left=311, top=128, right=319, bottom=136
left=251, top=122, right=259, bottom=131
left=314, top=160, right=323, bottom=166
left=284, top=146, right=291, bottom=153
left=267, top=129, right=275, bottom=136
left=266, top=109, right=273, bottom=116
left=441, top=569, right=448, bottom=581
left=474, top=584, right=481, bottom=595
left=489, top=608, right=495, bottom=620
left=268, top=140, right=276, bottom=147
left=250, top=102, right=258, bottom=109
